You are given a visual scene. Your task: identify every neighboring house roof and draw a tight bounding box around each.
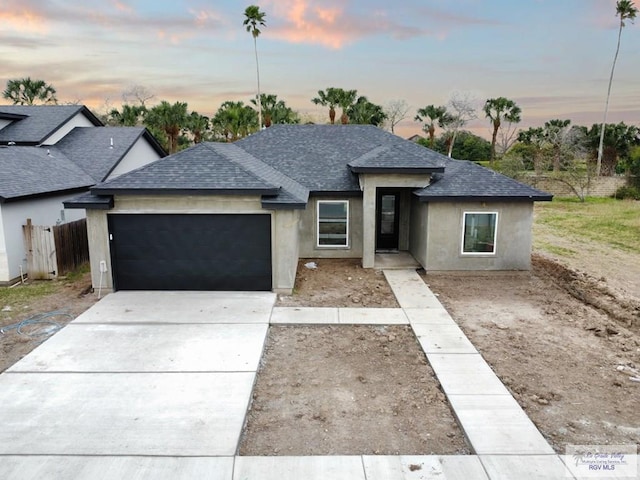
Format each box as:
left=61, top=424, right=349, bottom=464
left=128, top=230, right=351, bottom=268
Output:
left=0, top=105, right=102, bottom=145
left=92, top=142, right=309, bottom=208
left=0, top=146, right=95, bottom=202
left=55, top=127, right=166, bottom=182
left=414, top=159, right=553, bottom=202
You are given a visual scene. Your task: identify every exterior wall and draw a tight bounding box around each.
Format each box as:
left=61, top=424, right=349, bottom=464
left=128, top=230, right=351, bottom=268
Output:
left=408, top=196, right=428, bottom=267
left=0, top=194, right=86, bottom=283
left=86, top=195, right=300, bottom=294
left=106, top=137, right=163, bottom=180
left=360, top=173, right=431, bottom=267
left=424, top=201, right=534, bottom=271
left=525, top=175, right=631, bottom=198
left=298, top=195, right=363, bottom=259
left=42, top=112, right=96, bottom=145
left=0, top=119, right=13, bottom=131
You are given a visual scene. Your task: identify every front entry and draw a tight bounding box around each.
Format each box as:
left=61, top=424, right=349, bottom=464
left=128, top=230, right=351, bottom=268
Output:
left=375, top=189, right=400, bottom=251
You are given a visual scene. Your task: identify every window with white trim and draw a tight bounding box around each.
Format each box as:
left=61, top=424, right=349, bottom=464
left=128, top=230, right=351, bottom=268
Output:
left=317, top=200, right=349, bottom=247
left=462, top=212, right=498, bottom=254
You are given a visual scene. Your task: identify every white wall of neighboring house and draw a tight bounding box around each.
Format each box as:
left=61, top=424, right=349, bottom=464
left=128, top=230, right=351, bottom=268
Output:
left=42, top=112, right=96, bottom=145
left=0, top=194, right=86, bottom=283
left=106, top=136, right=163, bottom=179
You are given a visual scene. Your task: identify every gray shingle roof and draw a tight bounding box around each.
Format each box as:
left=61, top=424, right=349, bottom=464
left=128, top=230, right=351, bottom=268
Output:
left=348, top=141, right=447, bottom=173
left=55, top=126, right=165, bottom=182
left=414, top=159, right=553, bottom=201
left=92, top=142, right=281, bottom=196
left=0, top=146, right=95, bottom=201
left=0, top=105, right=102, bottom=145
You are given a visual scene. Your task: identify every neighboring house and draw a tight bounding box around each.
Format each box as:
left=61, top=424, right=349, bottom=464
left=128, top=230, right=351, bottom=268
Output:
left=0, top=105, right=166, bottom=284
left=67, top=125, right=552, bottom=294
left=407, top=134, right=424, bottom=142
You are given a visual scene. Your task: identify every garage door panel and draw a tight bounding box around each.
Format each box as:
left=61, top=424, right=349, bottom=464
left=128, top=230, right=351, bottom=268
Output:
left=109, top=214, right=272, bottom=291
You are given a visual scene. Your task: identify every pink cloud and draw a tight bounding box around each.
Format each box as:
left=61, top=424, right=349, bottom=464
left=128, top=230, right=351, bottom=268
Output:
left=0, top=4, right=48, bottom=33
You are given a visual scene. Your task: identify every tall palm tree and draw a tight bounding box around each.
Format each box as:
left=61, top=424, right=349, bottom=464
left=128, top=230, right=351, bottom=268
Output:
left=414, top=105, right=448, bottom=148
left=311, top=88, right=341, bottom=124
left=2, top=77, right=58, bottom=105
left=347, top=96, right=387, bottom=126
left=483, top=97, right=521, bottom=164
left=596, top=0, right=638, bottom=176
left=243, top=5, right=266, bottom=130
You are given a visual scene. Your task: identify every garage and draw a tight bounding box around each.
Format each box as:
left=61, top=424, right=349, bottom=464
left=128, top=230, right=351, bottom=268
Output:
left=108, top=213, right=272, bottom=291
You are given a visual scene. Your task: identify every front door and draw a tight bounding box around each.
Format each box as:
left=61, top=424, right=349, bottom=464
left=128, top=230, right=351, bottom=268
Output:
left=376, top=189, right=400, bottom=251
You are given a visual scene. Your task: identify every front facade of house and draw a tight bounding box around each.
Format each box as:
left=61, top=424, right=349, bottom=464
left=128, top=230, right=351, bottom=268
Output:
left=0, top=105, right=166, bottom=283
left=69, top=125, right=551, bottom=294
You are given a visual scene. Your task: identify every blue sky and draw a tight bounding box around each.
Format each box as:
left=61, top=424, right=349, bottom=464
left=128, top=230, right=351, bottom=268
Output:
left=1, top=0, right=638, bottom=138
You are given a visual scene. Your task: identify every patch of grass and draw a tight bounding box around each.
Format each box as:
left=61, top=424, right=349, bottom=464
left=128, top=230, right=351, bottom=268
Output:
left=63, top=262, right=90, bottom=283
left=535, top=197, right=640, bottom=253
left=537, top=242, right=577, bottom=257
left=0, top=281, right=59, bottom=322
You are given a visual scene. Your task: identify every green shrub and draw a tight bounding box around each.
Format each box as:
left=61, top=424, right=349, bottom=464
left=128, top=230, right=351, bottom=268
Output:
left=612, top=185, right=640, bottom=200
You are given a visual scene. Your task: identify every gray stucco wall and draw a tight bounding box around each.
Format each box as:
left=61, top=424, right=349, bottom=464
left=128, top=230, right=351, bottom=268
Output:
left=409, top=196, right=428, bottom=267
left=298, top=195, right=363, bottom=259
left=423, top=201, right=534, bottom=271
left=85, top=194, right=300, bottom=294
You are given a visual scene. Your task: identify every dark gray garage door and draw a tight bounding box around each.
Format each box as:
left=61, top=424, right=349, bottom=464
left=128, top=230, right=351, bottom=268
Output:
left=108, top=214, right=272, bottom=291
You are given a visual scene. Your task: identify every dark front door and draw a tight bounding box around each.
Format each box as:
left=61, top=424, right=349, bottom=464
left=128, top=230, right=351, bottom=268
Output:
left=376, top=189, right=400, bottom=251
left=108, top=213, right=272, bottom=291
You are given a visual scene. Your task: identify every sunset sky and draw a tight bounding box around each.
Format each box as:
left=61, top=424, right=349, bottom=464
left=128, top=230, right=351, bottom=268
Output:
left=1, top=0, right=638, bottom=138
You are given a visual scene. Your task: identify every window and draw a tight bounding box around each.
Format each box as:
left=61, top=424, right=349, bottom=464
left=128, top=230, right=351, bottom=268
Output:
left=462, top=212, right=497, bottom=254
left=317, top=200, right=349, bottom=247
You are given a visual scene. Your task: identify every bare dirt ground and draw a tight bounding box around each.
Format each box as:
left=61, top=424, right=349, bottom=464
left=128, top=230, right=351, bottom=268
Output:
left=239, top=324, right=469, bottom=456
left=424, top=255, right=640, bottom=453
left=0, top=272, right=98, bottom=372
left=277, top=258, right=399, bottom=308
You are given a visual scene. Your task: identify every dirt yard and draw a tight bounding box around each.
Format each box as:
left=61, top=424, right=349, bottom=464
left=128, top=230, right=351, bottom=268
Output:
left=239, top=324, right=469, bottom=456
left=0, top=272, right=98, bottom=372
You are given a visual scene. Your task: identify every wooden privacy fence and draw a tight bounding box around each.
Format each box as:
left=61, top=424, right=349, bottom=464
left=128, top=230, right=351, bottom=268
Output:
left=23, top=218, right=89, bottom=280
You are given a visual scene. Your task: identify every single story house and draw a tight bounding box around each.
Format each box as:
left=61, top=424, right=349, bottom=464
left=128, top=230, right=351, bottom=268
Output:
left=67, top=125, right=552, bottom=294
left=0, top=105, right=165, bottom=283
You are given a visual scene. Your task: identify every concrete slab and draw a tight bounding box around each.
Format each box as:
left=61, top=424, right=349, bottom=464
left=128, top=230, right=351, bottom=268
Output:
left=0, top=372, right=254, bottom=456
left=448, top=394, right=555, bottom=455
left=426, top=354, right=511, bottom=395
left=481, top=455, right=574, bottom=480
left=270, top=307, right=339, bottom=324
left=74, top=291, right=275, bottom=324
left=404, top=308, right=456, bottom=325
left=0, top=456, right=233, bottom=480
left=363, top=455, right=489, bottom=480
left=8, top=323, right=268, bottom=373
left=383, top=270, right=443, bottom=309
left=338, top=308, right=408, bottom=324
left=233, top=456, right=366, bottom=480
left=412, top=324, right=478, bottom=354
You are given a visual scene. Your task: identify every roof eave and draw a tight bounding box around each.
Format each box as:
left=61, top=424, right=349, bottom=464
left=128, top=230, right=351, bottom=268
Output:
left=416, top=194, right=554, bottom=202
left=349, top=166, right=445, bottom=174
left=63, top=196, right=114, bottom=210
left=91, top=187, right=280, bottom=196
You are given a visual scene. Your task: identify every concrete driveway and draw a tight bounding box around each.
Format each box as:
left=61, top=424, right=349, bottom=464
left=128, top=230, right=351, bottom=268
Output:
left=0, top=291, right=275, bottom=478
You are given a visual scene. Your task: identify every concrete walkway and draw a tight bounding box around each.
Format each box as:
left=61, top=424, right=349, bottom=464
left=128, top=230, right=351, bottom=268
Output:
left=0, top=286, right=578, bottom=479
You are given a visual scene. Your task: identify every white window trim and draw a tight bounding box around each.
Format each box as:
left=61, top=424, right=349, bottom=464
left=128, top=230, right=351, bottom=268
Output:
left=460, top=211, right=498, bottom=256
left=316, top=200, right=349, bottom=248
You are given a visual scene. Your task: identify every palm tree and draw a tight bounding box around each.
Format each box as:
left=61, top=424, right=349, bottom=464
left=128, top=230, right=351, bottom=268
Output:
left=483, top=97, right=521, bottom=164
left=414, top=105, right=448, bottom=148
left=144, top=101, right=189, bottom=153
left=543, top=119, right=571, bottom=172
left=311, top=88, right=342, bottom=124
left=2, top=77, right=58, bottom=105
left=336, top=89, right=358, bottom=124
left=596, top=0, right=638, bottom=176
left=243, top=5, right=266, bottom=130
left=108, top=104, right=146, bottom=126
left=186, top=112, right=210, bottom=143
left=212, top=101, right=258, bottom=142
left=250, top=93, right=299, bottom=126
left=347, top=96, right=387, bottom=126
